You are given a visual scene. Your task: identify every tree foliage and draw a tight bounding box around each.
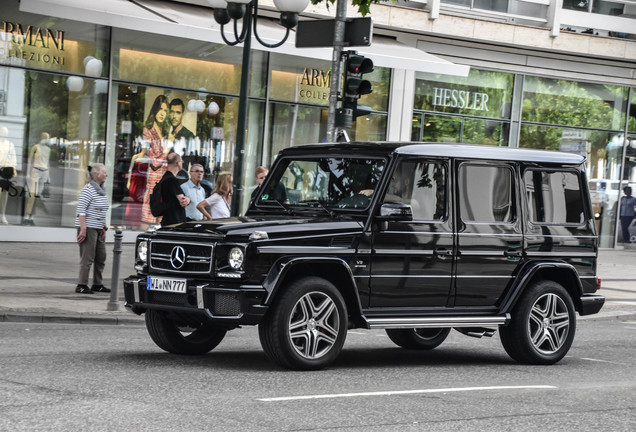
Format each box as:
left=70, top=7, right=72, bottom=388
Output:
left=311, top=0, right=394, bottom=17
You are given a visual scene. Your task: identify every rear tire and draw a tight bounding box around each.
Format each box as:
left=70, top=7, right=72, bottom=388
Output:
left=145, top=310, right=226, bottom=355
left=500, top=280, right=576, bottom=365
left=259, top=277, right=347, bottom=370
left=385, top=328, right=451, bottom=350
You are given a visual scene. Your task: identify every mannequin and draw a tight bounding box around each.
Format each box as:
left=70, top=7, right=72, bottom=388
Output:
left=0, top=126, right=17, bottom=224
left=124, top=140, right=150, bottom=228
left=24, top=132, right=51, bottom=225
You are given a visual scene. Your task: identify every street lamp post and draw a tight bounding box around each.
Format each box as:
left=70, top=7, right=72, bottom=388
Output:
left=207, top=0, right=309, bottom=216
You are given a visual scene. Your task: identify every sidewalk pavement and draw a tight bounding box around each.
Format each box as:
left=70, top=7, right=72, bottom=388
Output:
left=1, top=242, right=635, bottom=325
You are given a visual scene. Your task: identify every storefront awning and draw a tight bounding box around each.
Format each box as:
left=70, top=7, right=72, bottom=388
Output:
left=20, top=0, right=469, bottom=76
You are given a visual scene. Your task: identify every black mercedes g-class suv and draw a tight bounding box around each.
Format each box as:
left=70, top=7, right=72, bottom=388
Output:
left=124, top=142, right=604, bottom=370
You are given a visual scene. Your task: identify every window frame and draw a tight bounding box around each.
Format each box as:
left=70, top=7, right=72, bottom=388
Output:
left=523, top=168, right=587, bottom=227
left=458, top=162, right=517, bottom=225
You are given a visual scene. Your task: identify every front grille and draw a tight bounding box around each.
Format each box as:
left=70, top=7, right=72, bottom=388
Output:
left=204, top=292, right=242, bottom=316
left=150, top=241, right=213, bottom=274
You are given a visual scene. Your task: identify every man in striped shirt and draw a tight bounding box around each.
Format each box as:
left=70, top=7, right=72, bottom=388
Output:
left=75, top=163, right=110, bottom=294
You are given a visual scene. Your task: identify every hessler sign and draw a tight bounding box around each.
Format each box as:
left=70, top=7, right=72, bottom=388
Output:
left=433, top=87, right=489, bottom=112
left=299, top=67, right=331, bottom=104
left=0, top=21, right=66, bottom=65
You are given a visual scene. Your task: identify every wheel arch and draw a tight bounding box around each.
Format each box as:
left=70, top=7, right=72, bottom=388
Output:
left=500, top=261, right=584, bottom=314
left=262, top=257, right=364, bottom=325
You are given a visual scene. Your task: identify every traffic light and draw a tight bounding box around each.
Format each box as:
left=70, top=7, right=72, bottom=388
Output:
left=337, top=51, right=373, bottom=128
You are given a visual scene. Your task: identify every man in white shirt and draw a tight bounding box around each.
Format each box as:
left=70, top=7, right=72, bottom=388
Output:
left=180, top=164, right=206, bottom=221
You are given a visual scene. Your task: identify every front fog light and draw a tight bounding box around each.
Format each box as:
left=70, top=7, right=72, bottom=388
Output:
left=228, top=247, right=244, bottom=270
left=137, top=240, right=148, bottom=262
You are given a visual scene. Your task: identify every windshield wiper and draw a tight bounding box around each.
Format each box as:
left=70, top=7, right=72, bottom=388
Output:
left=297, top=200, right=337, bottom=218
left=262, top=199, right=295, bottom=215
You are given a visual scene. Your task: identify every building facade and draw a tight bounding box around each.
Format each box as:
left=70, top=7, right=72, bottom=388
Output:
left=0, top=0, right=635, bottom=248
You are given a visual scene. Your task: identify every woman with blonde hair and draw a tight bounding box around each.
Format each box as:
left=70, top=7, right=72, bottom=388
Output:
left=197, top=173, right=232, bottom=219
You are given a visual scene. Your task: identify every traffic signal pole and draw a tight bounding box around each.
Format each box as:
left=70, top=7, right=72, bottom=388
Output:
left=325, top=0, right=348, bottom=143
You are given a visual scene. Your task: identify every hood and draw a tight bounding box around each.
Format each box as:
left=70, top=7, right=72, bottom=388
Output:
left=156, top=215, right=364, bottom=241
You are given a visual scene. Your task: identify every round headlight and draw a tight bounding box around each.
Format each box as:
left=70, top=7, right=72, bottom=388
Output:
left=137, top=240, right=148, bottom=262
left=228, top=247, right=244, bottom=270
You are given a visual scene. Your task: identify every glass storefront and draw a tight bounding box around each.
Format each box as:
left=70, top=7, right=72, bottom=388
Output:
left=413, top=67, right=635, bottom=247
left=0, top=1, right=391, bottom=233
left=412, top=68, right=514, bottom=145
left=1, top=0, right=109, bottom=227
left=520, top=77, right=629, bottom=247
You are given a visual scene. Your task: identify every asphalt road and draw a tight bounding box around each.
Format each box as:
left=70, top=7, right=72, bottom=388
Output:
left=1, top=318, right=635, bottom=431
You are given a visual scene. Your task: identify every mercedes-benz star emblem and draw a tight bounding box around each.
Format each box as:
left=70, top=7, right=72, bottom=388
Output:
left=170, top=246, right=186, bottom=269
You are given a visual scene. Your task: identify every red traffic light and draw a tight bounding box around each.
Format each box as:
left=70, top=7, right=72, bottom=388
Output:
left=346, top=55, right=374, bottom=75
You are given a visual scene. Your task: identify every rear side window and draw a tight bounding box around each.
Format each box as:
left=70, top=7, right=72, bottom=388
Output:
left=525, top=170, right=585, bottom=225
left=458, top=164, right=514, bottom=223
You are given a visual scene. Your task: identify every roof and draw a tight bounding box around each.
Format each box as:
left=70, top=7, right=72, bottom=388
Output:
left=280, top=142, right=585, bottom=165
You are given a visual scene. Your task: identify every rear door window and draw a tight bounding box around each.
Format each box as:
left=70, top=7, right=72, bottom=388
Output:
left=458, top=164, right=515, bottom=224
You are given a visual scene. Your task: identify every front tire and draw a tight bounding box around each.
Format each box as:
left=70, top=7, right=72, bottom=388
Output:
left=259, top=277, right=348, bottom=370
left=386, top=328, right=451, bottom=350
left=145, top=310, right=226, bottom=355
left=500, top=280, right=576, bottom=365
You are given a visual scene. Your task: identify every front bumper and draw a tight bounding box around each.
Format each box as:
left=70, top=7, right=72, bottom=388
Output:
left=123, top=275, right=268, bottom=325
left=579, top=294, right=605, bottom=316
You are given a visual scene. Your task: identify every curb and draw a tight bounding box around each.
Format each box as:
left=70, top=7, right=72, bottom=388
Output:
left=0, top=311, right=144, bottom=326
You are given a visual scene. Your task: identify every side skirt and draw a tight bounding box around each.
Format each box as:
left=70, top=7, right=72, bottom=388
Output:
left=363, top=314, right=510, bottom=329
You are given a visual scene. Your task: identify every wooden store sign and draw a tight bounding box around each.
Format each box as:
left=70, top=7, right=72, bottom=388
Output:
left=299, top=67, right=331, bottom=103
left=0, top=21, right=66, bottom=65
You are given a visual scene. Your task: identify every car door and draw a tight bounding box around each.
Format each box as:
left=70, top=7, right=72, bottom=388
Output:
left=454, top=160, right=523, bottom=308
left=369, top=157, right=454, bottom=308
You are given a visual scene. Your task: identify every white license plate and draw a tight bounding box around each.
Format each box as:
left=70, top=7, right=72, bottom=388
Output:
left=147, top=276, right=187, bottom=293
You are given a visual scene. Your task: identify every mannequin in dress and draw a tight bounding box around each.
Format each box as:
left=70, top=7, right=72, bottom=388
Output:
left=0, top=126, right=17, bottom=224
left=124, top=139, right=150, bottom=228
left=24, top=132, right=51, bottom=225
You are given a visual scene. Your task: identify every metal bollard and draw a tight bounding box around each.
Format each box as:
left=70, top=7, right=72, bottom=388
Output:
left=107, top=228, right=124, bottom=311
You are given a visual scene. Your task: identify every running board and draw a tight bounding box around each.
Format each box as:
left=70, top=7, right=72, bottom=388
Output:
left=364, top=314, right=510, bottom=329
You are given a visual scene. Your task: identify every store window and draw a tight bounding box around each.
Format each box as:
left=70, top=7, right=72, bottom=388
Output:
left=0, top=66, right=107, bottom=227
left=112, top=29, right=266, bottom=97
left=108, top=84, right=240, bottom=229
left=1, top=1, right=110, bottom=229
left=268, top=53, right=390, bottom=159
left=522, top=76, right=628, bottom=130
left=1, top=1, right=110, bottom=77
left=519, top=77, right=630, bottom=247
left=413, top=68, right=513, bottom=145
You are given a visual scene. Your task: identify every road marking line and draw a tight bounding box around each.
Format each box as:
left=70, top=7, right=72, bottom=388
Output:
left=581, top=357, right=627, bottom=365
left=257, top=385, right=557, bottom=402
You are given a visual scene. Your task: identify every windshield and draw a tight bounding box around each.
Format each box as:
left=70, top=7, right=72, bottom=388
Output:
left=256, top=157, right=386, bottom=210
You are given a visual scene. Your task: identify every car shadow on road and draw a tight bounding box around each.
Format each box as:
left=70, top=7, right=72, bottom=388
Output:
left=105, top=345, right=514, bottom=372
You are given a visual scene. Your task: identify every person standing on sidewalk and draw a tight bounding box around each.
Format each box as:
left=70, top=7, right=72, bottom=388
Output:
left=620, top=186, right=636, bottom=243
left=180, top=163, right=205, bottom=221
left=75, top=163, right=110, bottom=294
left=158, top=152, right=190, bottom=227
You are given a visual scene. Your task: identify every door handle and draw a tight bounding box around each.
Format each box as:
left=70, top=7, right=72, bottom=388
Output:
left=434, top=248, right=452, bottom=257
left=504, top=249, right=522, bottom=257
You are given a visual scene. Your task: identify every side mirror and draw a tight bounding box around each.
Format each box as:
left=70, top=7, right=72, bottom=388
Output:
left=377, top=202, right=413, bottom=222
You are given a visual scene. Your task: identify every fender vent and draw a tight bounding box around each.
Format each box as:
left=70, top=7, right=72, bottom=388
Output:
left=330, top=236, right=354, bottom=248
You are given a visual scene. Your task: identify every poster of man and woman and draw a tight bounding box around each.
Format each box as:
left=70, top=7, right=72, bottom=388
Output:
left=123, top=89, right=216, bottom=229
